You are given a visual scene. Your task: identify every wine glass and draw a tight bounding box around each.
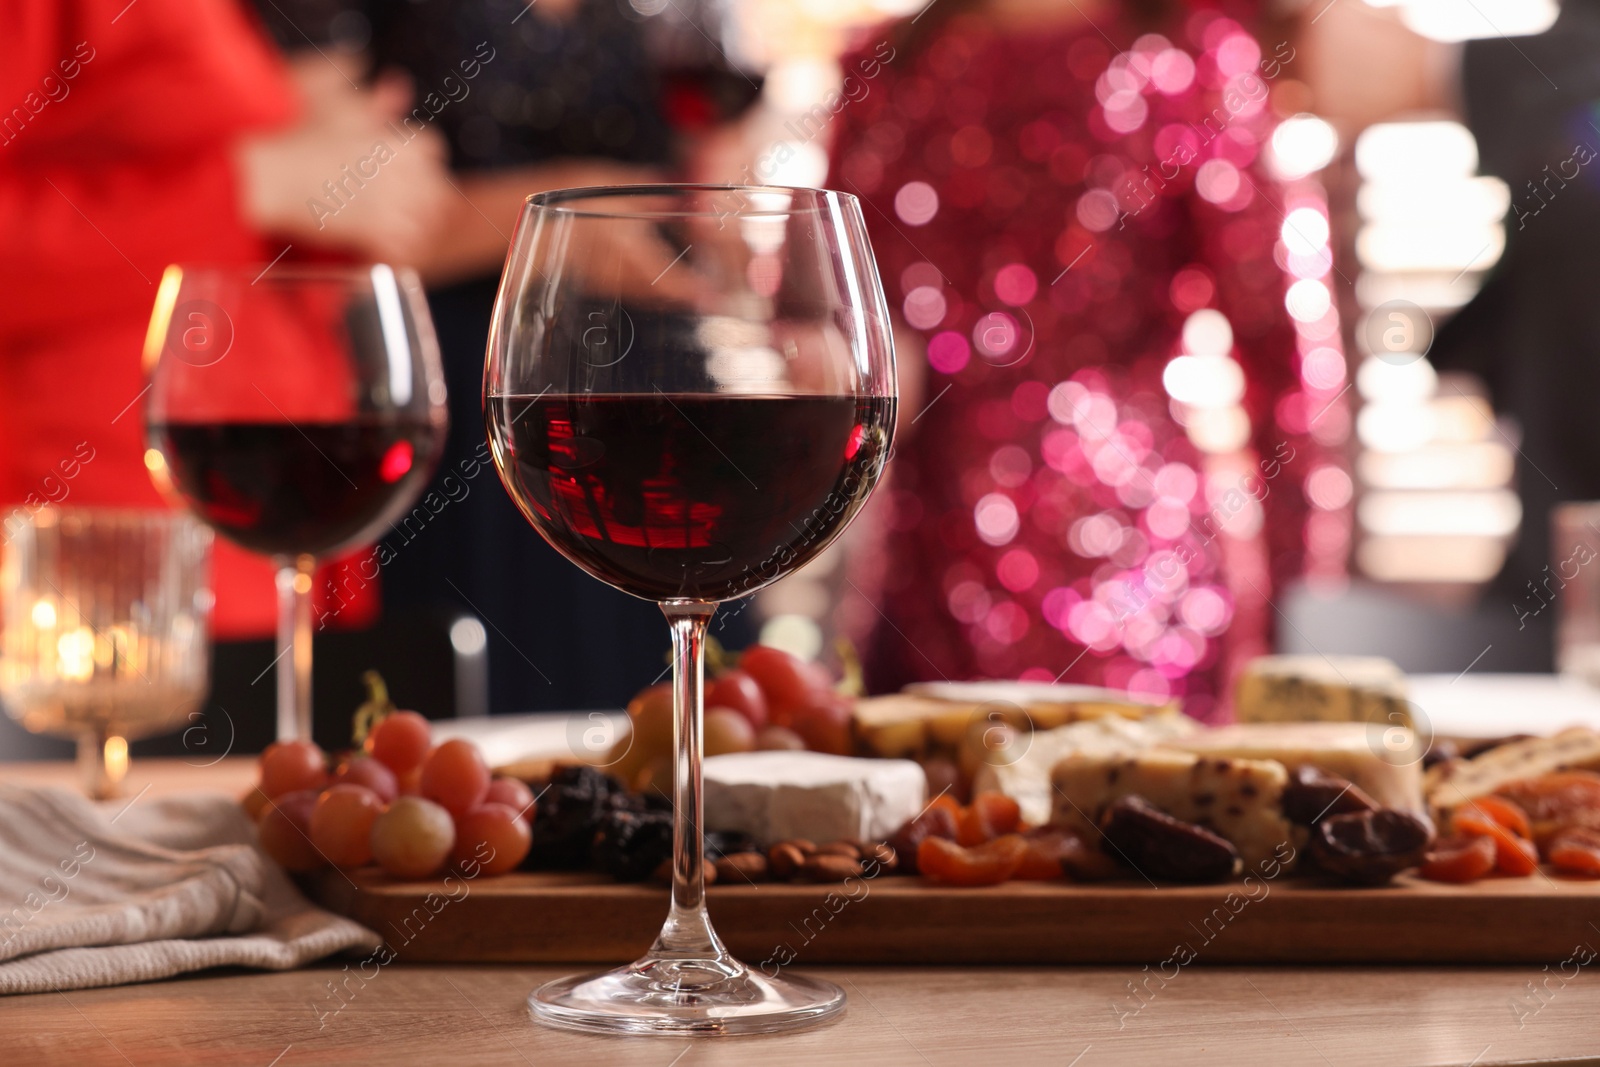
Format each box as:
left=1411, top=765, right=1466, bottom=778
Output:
left=144, top=265, right=448, bottom=743
left=485, top=184, right=896, bottom=1035
left=0, top=507, right=212, bottom=798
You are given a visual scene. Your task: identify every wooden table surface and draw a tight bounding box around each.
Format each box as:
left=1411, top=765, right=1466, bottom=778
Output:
left=4, top=759, right=1600, bottom=1067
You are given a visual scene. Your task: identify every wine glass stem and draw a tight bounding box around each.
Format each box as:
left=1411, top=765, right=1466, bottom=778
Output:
left=274, top=554, right=317, bottom=742
left=77, top=725, right=126, bottom=800
left=655, top=599, right=723, bottom=960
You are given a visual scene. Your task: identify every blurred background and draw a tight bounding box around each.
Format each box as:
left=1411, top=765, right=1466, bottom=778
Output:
left=4, top=0, right=1596, bottom=758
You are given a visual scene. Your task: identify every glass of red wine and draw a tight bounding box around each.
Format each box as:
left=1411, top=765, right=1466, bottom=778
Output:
left=144, top=265, right=448, bottom=742
left=486, top=185, right=896, bottom=1035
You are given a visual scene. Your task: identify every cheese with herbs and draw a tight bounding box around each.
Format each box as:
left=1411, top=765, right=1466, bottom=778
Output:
left=1051, top=750, right=1294, bottom=870
left=971, top=713, right=1199, bottom=824
left=1166, top=722, right=1424, bottom=812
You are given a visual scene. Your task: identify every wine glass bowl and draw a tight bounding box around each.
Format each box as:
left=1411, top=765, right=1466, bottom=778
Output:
left=485, top=185, right=896, bottom=1035
left=0, top=507, right=212, bottom=798
left=145, top=265, right=448, bottom=742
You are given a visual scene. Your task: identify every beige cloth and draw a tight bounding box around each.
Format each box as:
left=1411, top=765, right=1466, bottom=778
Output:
left=0, top=784, right=380, bottom=994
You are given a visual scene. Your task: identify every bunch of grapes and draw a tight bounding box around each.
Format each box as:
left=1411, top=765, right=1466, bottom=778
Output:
left=606, top=644, right=853, bottom=792
left=247, top=711, right=533, bottom=880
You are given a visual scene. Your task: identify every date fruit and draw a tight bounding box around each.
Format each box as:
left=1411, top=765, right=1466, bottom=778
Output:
left=1098, top=795, right=1240, bottom=883
left=1310, top=808, right=1434, bottom=885
left=1280, top=765, right=1377, bottom=826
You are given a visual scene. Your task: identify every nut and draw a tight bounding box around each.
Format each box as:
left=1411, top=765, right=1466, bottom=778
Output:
left=1281, top=765, right=1378, bottom=826
left=859, top=842, right=898, bottom=874
left=799, top=853, right=863, bottom=882
left=768, top=842, right=806, bottom=880
left=1098, top=795, right=1240, bottom=883
left=815, top=840, right=861, bottom=860
left=714, top=851, right=769, bottom=883
left=790, top=838, right=818, bottom=855
left=1310, top=808, right=1435, bottom=885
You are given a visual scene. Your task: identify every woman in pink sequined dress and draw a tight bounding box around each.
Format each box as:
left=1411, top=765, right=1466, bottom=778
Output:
left=830, top=0, right=1348, bottom=719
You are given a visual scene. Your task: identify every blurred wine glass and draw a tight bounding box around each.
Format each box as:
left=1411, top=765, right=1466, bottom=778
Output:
left=144, top=265, right=448, bottom=743
left=0, top=508, right=212, bottom=798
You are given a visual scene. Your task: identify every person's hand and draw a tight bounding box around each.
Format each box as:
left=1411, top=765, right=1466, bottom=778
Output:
left=236, top=55, right=453, bottom=264
left=421, top=159, right=705, bottom=302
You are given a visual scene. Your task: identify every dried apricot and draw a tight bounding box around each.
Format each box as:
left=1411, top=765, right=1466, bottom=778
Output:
left=1548, top=827, right=1600, bottom=876
left=1455, top=817, right=1539, bottom=876
left=1451, top=796, right=1531, bottom=840
left=1495, top=772, right=1600, bottom=844
left=918, top=833, right=1028, bottom=886
left=957, top=792, right=1023, bottom=846
left=1418, top=834, right=1496, bottom=883
left=1013, top=827, right=1078, bottom=880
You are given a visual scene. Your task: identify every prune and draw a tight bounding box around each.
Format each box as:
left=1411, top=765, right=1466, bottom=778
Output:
left=526, top=765, right=623, bottom=869
left=592, top=808, right=674, bottom=882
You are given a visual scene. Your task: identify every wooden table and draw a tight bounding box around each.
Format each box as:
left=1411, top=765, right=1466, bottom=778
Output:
left=4, top=760, right=1600, bottom=1066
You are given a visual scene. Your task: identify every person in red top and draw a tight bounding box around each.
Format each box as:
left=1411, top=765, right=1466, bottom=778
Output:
left=0, top=0, right=450, bottom=638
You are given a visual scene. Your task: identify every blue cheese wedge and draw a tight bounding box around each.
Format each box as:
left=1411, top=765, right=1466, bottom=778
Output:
left=1235, top=655, right=1411, bottom=728
left=1166, top=722, right=1424, bottom=812
left=972, top=714, right=1200, bottom=825
left=703, top=751, right=926, bottom=846
left=855, top=682, right=1179, bottom=761
left=1051, top=750, right=1294, bottom=870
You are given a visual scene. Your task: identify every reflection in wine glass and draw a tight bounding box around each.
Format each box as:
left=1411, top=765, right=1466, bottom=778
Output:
left=0, top=508, right=212, bottom=797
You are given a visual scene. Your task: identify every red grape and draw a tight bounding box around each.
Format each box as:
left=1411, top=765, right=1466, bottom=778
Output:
left=790, top=693, right=854, bottom=755
left=259, top=740, right=328, bottom=799
left=310, top=784, right=384, bottom=867
left=705, top=670, right=768, bottom=730
left=484, top=777, right=536, bottom=823
left=257, top=789, right=323, bottom=872
left=419, top=738, right=491, bottom=816
left=451, top=802, right=532, bottom=875
left=333, top=755, right=399, bottom=804
left=365, top=710, right=432, bottom=775
left=739, top=646, right=829, bottom=724
left=370, top=796, right=455, bottom=879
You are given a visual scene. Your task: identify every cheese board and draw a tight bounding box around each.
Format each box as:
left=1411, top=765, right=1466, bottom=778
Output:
left=309, top=869, right=1600, bottom=966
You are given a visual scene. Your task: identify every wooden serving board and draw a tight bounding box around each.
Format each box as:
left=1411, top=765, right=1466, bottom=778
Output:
left=310, top=870, right=1600, bottom=965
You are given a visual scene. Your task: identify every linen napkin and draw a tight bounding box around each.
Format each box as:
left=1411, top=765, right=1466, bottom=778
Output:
left=0, top=783, right=380, bottom=994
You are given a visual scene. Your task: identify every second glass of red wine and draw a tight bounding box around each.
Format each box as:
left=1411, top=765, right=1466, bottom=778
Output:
left=145, top=265, right=448, bottom=742
left=486, top=185, right=896, bottom=1035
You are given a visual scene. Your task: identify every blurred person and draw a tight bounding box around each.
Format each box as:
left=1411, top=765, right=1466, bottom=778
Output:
left=829, top=0, right=1328, bottom=717
left=0, top=0, right=452, bottom=645
left=256, top=0, right=761, bottom=713
left=1427, top=0, right=1600, bottom=613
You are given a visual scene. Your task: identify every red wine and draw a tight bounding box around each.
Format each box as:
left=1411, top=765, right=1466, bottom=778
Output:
left=487, top=393, right=895, bottom=602
left=152, top=420, right=441, bottom=558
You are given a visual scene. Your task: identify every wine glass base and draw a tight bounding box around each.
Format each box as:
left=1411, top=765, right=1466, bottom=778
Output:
left=528, top=955, right=846, bottom=1036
